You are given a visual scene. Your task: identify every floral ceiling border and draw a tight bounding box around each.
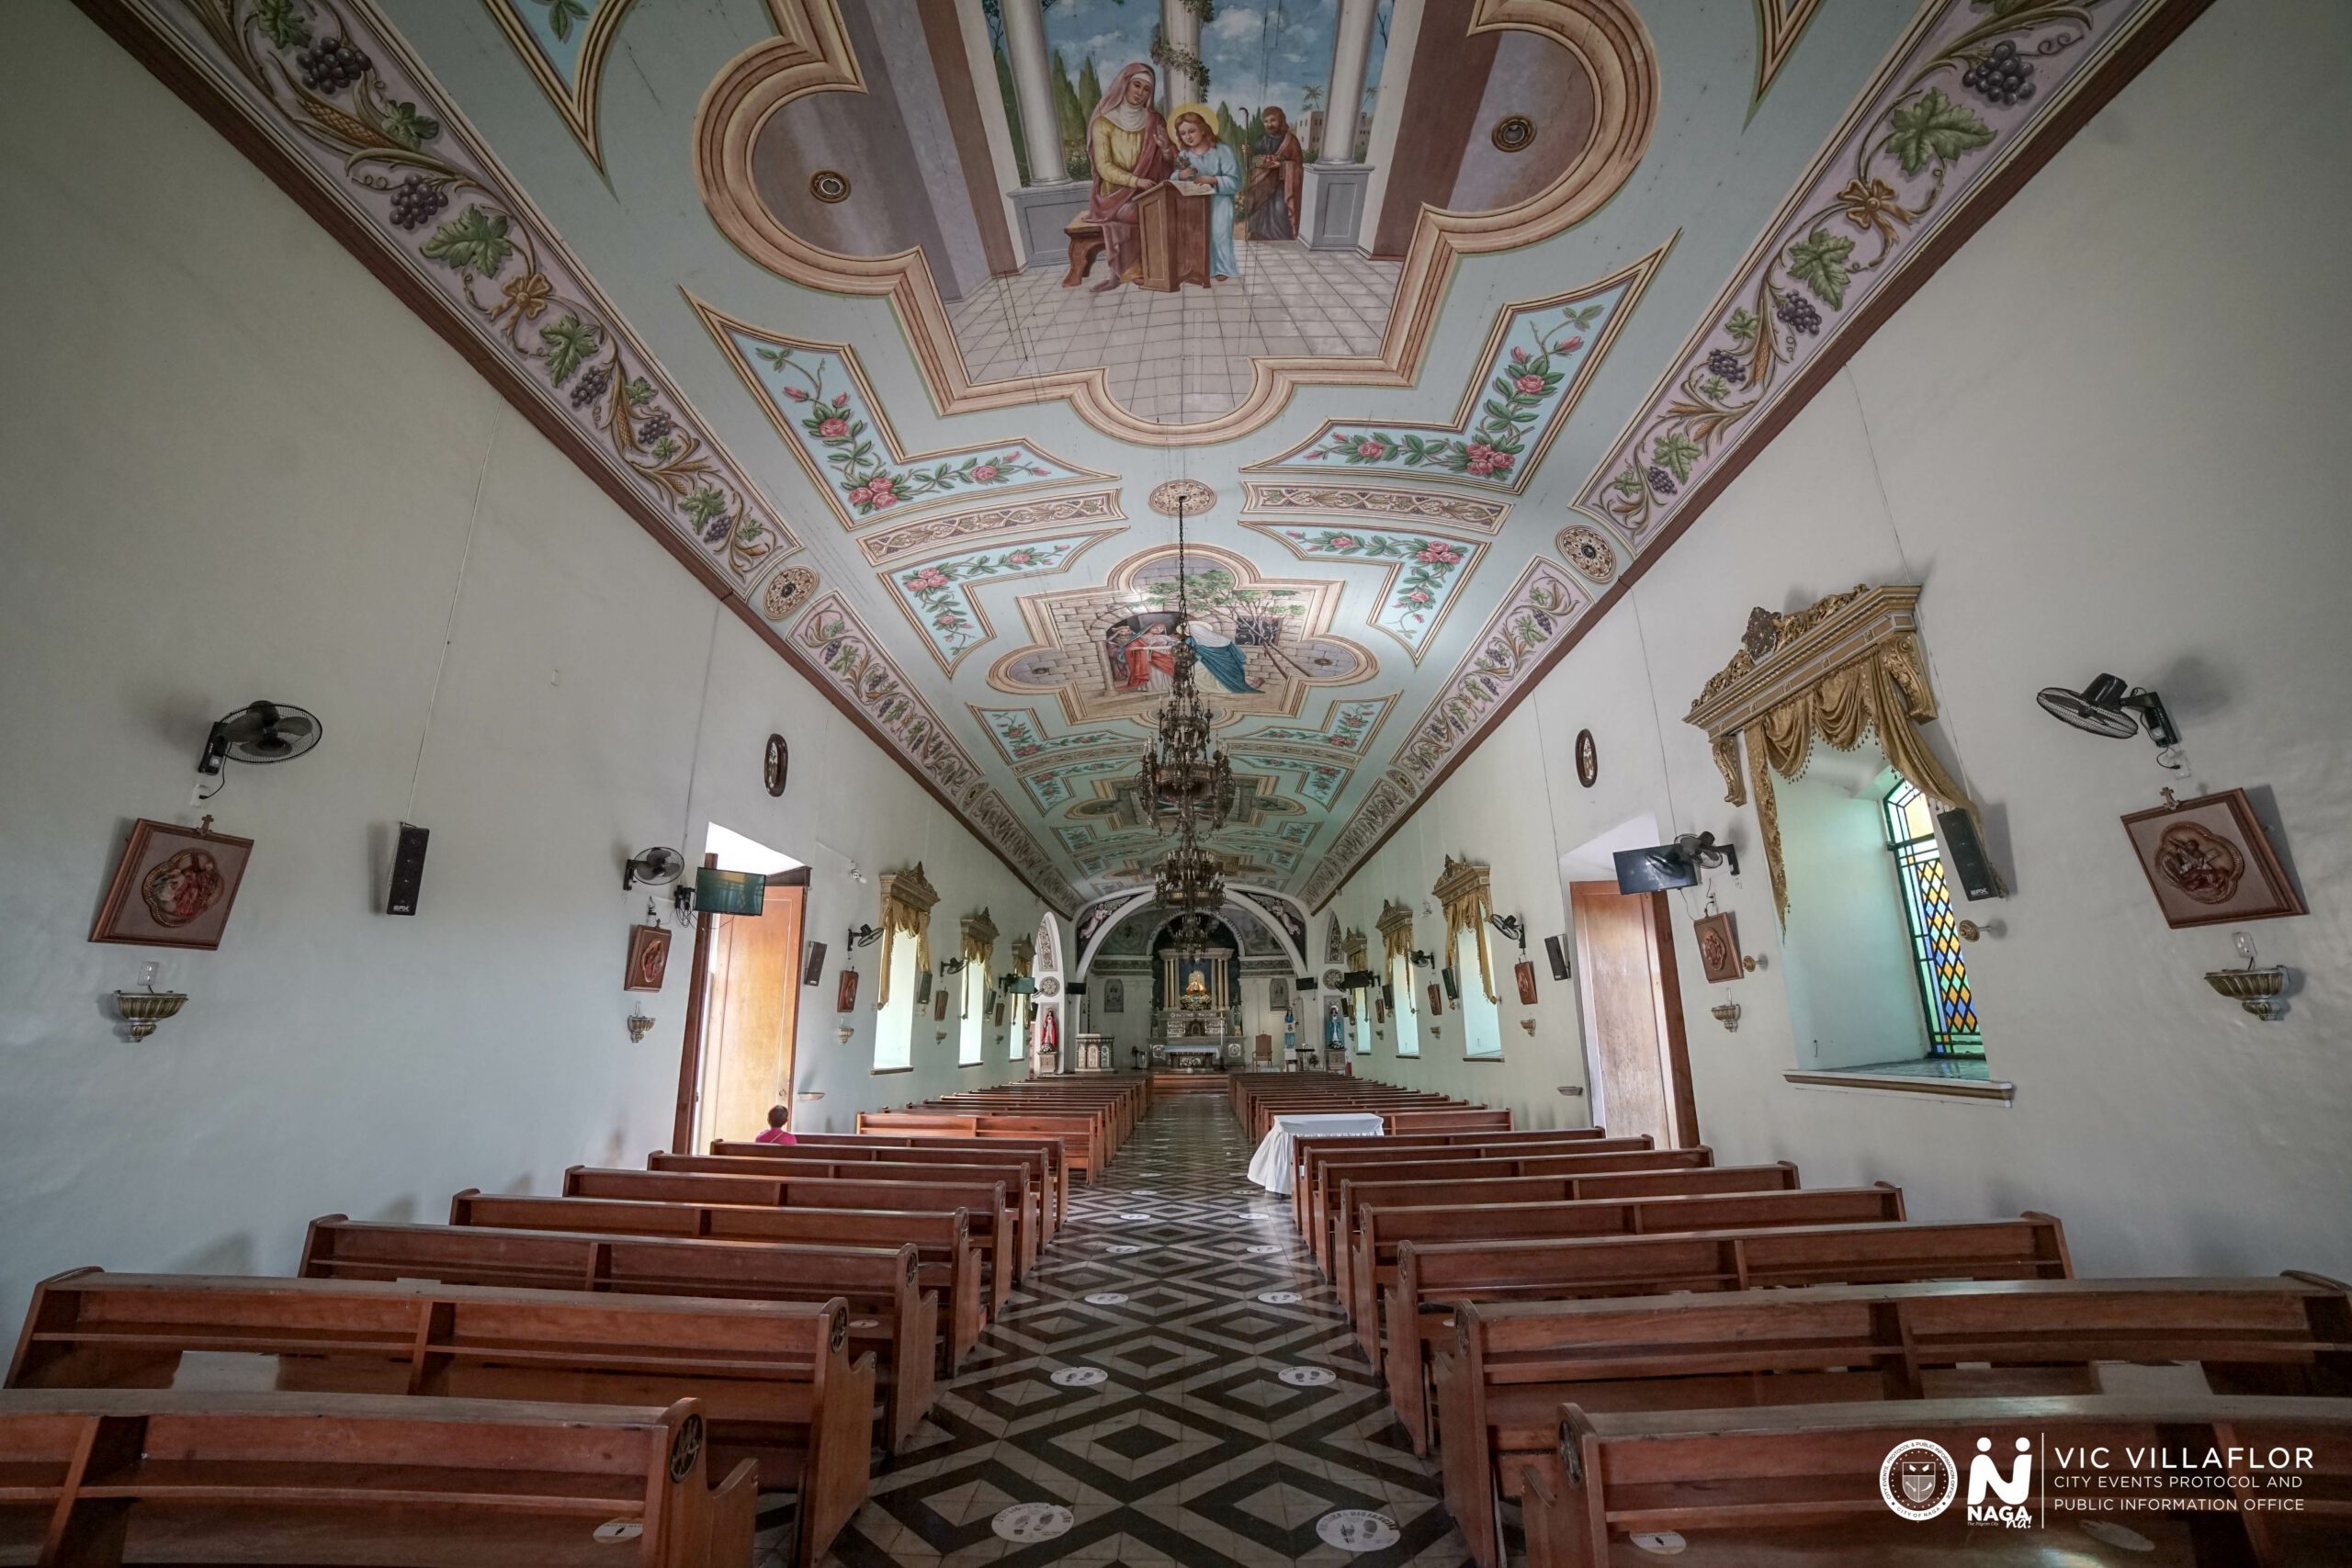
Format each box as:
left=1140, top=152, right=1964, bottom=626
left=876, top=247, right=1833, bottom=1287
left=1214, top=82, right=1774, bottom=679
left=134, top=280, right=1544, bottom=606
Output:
left=957, top=784, right=1081, bottom=911
left=1300, top=772, right=1416, bottom=909
left=1239, top=482, right=1511, bottom=536
left=1398, top=557, right=1593, bottom=786
left=858, top=491, right=1125, bottom=568
left=1230, top=751, right=1352, bottom=811
left=884, top=532, right=1122, bottom=676
left=1247, top=247, right=1670, bottom=492
left=481, top=0, right=639, bottom=167
left=692, top=0, right=1659, bottom=445
left=1248, top=525, right=1487, bottom=667
left=694, top=296, right=1107, bottom=529
left=1751, top=0, right=1829, bottom=105
left=1579, top=0, right=2184, bottom=550
left=102, top=0, right=798, bottom=584
left=793, top=591, right=981, bottom=803
left=972, top=707, right=1140, bottom=768
left=1240, top=695, right=1396, bottom=757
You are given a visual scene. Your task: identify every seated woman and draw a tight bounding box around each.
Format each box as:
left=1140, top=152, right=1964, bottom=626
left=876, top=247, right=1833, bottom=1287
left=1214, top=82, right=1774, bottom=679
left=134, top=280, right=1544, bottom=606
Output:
left=1170, top=107, right=1238, bottom=282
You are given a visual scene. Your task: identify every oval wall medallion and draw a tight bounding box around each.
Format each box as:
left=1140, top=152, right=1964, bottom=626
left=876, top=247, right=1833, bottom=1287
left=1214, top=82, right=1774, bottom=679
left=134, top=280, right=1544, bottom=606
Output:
left=763, top=733, right=788, bottom=797
left=761, top=564, right=818, bottom=621
left=1575, top=728, right=1598, bottom=788
left=1148, top=478, right=1217, bottom=517
left=1490, top=114, right=1537, bottom=153
left=1557, top=524, right=1617, bottom=583
left=808, top=168, right=851, bottom=204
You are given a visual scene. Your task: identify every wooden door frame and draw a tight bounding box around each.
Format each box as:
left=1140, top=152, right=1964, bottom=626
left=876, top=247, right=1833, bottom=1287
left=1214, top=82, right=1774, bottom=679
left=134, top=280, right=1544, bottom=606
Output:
left=671, top=861, right=811, bottom=1154
left=1568, top=881, right=1701, bottom=1148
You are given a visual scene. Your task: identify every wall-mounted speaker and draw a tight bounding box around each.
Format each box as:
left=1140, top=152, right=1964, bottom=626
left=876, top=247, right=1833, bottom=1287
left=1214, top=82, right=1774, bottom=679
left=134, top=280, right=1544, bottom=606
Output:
left=1544, top=934, right=1570, bottom=981
left=1065, top=979, right=1088, bottom=996
left=385, top=823, right=429, bottom=917
left=1936, top=807, right=2006, bottom=900
left=801, top=941, right=828, bottom=985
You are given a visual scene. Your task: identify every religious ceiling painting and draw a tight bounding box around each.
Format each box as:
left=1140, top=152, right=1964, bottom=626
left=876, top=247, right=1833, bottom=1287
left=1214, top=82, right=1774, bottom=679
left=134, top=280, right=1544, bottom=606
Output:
left=987, top=546, right=1374, bottom=728
left=695, top=0, right=1660, bottom=439
left=695, top=300, right=1107, bottom=526
left=1246, top=251, right=1669, bottom=490
left=98, top=0, right=2211, bottom=913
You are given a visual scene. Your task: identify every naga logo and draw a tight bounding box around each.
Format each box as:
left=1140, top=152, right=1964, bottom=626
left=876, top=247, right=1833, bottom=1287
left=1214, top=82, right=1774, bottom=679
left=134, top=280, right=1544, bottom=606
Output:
left=1879, top=1439, right=1959, bottom=1521
left=1966, top=1436, right=2035, bottom=1528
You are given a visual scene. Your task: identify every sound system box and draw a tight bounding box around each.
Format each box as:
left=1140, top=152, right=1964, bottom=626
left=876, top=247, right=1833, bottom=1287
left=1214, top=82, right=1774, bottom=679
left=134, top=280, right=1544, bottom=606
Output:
left=1936, top=807, right=2006, bottom=900
left=385, top=823, right=428, bottom=917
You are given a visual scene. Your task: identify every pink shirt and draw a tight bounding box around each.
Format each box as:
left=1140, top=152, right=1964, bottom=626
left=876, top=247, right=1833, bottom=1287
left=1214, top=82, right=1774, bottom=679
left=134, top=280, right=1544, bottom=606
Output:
left=753, top=1129, right=797, bottom=1145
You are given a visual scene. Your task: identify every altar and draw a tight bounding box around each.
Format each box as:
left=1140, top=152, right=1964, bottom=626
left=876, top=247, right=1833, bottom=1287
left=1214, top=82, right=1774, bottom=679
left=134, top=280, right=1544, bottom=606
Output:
left=1154, top=941, right=1238, bottom=1060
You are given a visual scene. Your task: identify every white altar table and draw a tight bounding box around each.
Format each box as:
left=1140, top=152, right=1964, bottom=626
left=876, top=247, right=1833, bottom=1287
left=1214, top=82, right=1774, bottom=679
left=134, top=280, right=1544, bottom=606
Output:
left=1245, top=1111, right=1385, bottom=1195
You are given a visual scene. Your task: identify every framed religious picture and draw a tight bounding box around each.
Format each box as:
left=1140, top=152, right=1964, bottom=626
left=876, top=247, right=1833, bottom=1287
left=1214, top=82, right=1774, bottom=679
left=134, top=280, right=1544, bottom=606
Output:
left=1427, top=982, right=1444, bottom=1018
left=993, top=1001, right=1008, bottom=1028
left=1514, top=959, right=1538, bottom=1006
left=1103, top=977, right=1125, bottom=1014
left=1575, top=728, right=1598, bottom=788
left=1374, top=995, right=1387, bottom=1023
left=835, top=968, right=861, bottom=1013
left=1692, top=911, right=1745, bottom=983
left=932, top=988, right=949, bottom=1022
left=623, top=924, right=672, bottom=992
left=1269, top=976, right=1288, bottom=1010
left=90, top=817, right=255, bottom=951
left=2120, top=788, right=2305, bottom=929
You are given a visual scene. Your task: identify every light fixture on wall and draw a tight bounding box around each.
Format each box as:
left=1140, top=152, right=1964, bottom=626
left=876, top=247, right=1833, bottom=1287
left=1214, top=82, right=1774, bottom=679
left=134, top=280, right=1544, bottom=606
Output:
left=1709, top=1001, right=1741, bottom=1032
left=626, top=1013, right=655, bottom=1043
left=2036, top=673, right=2179, bottom=750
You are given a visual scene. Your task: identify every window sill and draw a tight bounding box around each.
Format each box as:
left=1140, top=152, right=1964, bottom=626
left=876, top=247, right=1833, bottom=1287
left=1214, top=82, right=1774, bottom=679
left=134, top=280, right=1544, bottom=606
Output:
left=870, top=1066, right=913, bottom=1076
left=1782, top=1058, right=2012, bottom=1103
left=1463, top=1054, right=1507, bottom=1063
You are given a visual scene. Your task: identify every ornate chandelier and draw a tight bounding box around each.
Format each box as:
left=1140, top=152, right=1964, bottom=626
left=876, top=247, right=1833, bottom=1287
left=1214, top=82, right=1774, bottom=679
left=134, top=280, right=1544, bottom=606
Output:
left=1153, top=821, right=1226, bottom=912
left=1136, top=493, right=1234, bottom=835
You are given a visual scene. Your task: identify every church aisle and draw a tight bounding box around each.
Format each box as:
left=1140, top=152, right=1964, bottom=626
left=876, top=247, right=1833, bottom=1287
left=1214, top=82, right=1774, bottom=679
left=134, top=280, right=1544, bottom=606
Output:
left=831, top=1094, right=1475, bottom=1568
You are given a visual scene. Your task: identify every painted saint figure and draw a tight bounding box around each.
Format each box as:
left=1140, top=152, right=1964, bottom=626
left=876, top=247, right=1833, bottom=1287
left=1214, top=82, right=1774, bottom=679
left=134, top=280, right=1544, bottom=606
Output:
left=1084, top=62, right=1177, bottom=293
left=1171, top=107, right=1238, bottom=281
left=1111, top=623, right=1182, bottom=693
left=1242, top=106, right=1304, bottom=241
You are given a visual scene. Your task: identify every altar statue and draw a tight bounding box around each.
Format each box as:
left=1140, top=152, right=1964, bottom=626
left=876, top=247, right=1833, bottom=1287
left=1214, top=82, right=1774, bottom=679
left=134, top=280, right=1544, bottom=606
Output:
left=1182, top=967, right=1210, bottom=1001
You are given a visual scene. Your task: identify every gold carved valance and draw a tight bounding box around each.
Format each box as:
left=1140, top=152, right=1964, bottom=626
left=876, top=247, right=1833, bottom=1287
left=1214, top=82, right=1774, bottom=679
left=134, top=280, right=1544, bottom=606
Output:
left=1376, top=901, right=1417, bottom=971
left=1684, top=585, right=1973, bottom=926
left=1432, top=856, right=1498, bottom=1003
left=1345, top=931, right=1369, bottom=975
left=874, top=863, right=939, bottom=1010
left=959, top=908, right=999, bottom=966
left=1012, top=933, right=1035, bottom=977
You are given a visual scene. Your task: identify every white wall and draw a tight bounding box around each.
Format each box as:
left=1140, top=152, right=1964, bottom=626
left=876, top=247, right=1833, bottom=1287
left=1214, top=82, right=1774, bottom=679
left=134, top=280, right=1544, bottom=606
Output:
left=0, top=2, right=1044, bottom=1324
left=1329, top=0, right=2352, bottom=1276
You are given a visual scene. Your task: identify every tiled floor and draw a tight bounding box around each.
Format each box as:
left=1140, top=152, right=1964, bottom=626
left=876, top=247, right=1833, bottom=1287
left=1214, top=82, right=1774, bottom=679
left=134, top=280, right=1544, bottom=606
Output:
left=944, top=243, right=1401, bottom=425
left=818, top=1094, right=1476, bottom=1568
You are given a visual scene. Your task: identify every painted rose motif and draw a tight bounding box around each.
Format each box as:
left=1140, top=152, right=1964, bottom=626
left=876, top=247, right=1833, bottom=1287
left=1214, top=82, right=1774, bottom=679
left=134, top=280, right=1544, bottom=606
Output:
left=817, top=416, right=849, bottom=438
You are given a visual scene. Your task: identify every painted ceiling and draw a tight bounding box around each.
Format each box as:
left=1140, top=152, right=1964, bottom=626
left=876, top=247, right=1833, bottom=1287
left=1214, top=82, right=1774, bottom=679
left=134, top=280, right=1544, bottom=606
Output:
left=97, top=0, right=2203, bottom=914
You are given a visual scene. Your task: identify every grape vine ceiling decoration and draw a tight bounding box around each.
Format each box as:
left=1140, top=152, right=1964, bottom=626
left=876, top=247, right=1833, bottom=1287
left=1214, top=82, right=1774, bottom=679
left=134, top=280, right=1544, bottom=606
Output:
left=93, top=0, right=2210, bottom=910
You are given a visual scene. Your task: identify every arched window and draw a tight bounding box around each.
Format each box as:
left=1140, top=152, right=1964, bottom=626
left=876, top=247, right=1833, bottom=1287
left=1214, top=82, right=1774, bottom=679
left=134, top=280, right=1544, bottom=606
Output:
left=1883, top=780, right=1982, bottom=1057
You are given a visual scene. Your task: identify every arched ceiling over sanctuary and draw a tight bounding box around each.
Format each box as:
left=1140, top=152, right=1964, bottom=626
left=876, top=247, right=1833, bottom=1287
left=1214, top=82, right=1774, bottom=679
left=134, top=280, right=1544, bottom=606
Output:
left=96, top=0, right=2213, bottom=912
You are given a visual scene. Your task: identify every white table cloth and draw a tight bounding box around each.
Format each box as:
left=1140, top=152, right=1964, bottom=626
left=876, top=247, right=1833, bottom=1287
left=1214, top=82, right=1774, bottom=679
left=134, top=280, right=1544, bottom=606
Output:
left=1245, top=1112, right=1385, bottom=1195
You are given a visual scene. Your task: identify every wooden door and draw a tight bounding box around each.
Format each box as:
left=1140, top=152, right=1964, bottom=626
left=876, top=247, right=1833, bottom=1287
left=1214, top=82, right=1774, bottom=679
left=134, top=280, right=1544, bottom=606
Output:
left=1570, top=881, right=1699, bottom=1148
left=695, top=880, right=804, bottom=1148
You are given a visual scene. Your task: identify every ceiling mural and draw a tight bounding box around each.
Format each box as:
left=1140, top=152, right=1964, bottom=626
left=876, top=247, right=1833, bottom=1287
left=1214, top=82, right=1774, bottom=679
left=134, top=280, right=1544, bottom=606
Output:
left=96, top=0, right=2211, bottom=914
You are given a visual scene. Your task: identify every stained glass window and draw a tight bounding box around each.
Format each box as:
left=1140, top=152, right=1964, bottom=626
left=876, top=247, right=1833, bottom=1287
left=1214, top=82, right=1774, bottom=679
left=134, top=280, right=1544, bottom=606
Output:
left=1883, top=780, right=1983, bottom=1056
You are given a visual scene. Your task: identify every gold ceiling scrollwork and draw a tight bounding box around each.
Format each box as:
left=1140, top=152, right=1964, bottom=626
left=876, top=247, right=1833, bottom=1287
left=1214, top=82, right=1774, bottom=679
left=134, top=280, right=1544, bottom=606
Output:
left=1683, top=584, right=1973, bottom=927
left=691, top=0, right=1658, bottom=443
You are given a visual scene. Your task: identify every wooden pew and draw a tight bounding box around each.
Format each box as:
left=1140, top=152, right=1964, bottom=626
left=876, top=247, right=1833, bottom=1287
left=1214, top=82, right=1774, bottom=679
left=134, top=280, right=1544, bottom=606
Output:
left=7, top=1270, right=871, bottom=1568
left=1302, top=1135, right=1656, bottom=1269
left=1524, top=1393, right=2352, bottom=1568
left=646, top=1152, right=1040, bottom=1274
left=1289, top=1128, right=1614, bottom=1232
left=1386, top=1109, right=1513, bottom=1135
left=859, top=1111, right=1103, bottom=1185
left=561, top=1167, right=1015, bottom=1318
left=0, top=1389, right=756, bottom=1567
left=1416, top=1215, right=2072, bottom=1568
left=1375, top=1184, right=1909, bottom=1451
left=449, top=1190, right=989, bottom=1370
left=299, top=1216, right=938, bottom=1454
left=720, top=1134, right=1068, bottom=1234
left=1329, top=1152, right=1761, bottom=1326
